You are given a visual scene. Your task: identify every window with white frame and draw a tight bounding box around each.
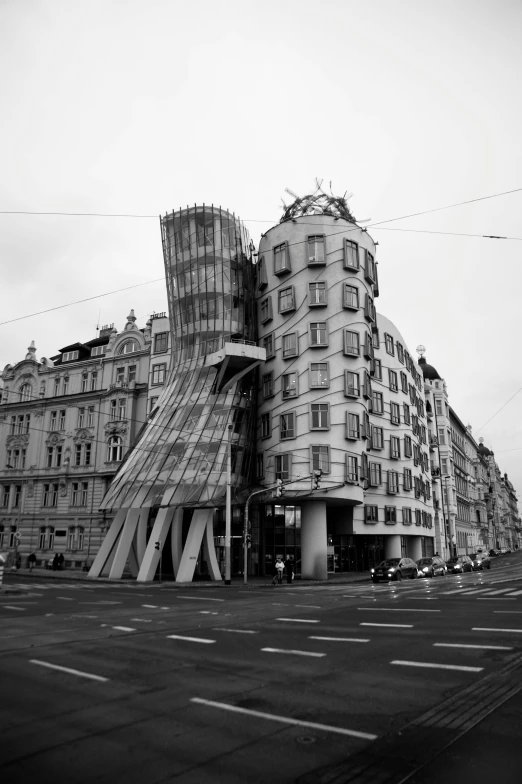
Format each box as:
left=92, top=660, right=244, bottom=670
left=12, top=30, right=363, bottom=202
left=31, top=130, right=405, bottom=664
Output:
left=346, top=412, right=360, bottom=440
left=372, top=358, right=382, bottom=380
left=438, top=427, right=446, bottom=445
left=365, top=505, right=379, bottom=523
left=370, top=462, right=381, bottom=486
left=110, top=399, right=118, bottom=420
left=372, top=390, right=383, bottom=414
left=403, top=403, right=411, bottom=425
left=127, top=365, right=136, bottom=384
left=87, top=406, right=95, bottom=427
left=343, top=284, right=359, bottom=310
left=54, top=378, right=61, bottom=395
left=400, top=372, right=408, bottom=394
left=77, top=408, right=85, bottom=428
left=309, top=282, right=327, bottom=306
left=280, top=412, right=296, bottom=440
left=107, top=435, right=123, bottom=462
left=344, top=239, right=359, bottom=270
left=43, top=483, right=58, bottom=507
left=307, top=235, right=325, bottom=264
left=275, top=453, right=291, bottom=481
left=279, top=286, right=295, bottom=313
left=282, top=331, right=298, bottom=358
left=390, top=402, right=400, bottom=425
left=311, top=403, right=329, bottom=430
left=385, top=506, right=397, bottom=525
left=154, top=332, right=168, bottom=353
left=62, top=350, right=79, bottom=362
left=403, top=507, right=412, bottom=525
left=1, top=486, right=9, bottom=507
left=81, top=373, right=88, bottom=392
left=435, top=399, right=443, bottom=416
left=152, top=364, right=166, bottom=385
left=344, top=330, right=360, bottom=357
left=149, top=397, right=159, bottom=413
left=90, top=371, right=97, bottom=390
left=388, top=471, right=399, bottom=494
left=309, top=362, right=329, bottom=388
left=390, top=436, right=401, bottom=459
left=91, top=344, right=106, bottom=357
left=273, top=242, right=290, bottom=275
left=345, top=371, right=360, bottom=397
left=39, top=526, right=46, bottom=549
left=309, top=322, right=327, bottom=346
left=118, top=398, right=126, bottom=420
left=119, top=340, right=139, bottom=355
left=346, top=454, right=358, bottom=483
left=372, top=426, right=384, bottom=449
left=19, top=383, right=32, bottom=402
left=396, top=343, right=404, bottom=363
left=385, top=333, right=394, bottom=355
left=282, top=372, right=298, bottom=399
left=58, top=410, right=65, bottom=429
left=404, top=468, right=412, bottom=491
left=389, top=370, right=398, bottom=392
left=311, top=445, right=330, bottom=473
left=116, top=367, right=125, bottom=384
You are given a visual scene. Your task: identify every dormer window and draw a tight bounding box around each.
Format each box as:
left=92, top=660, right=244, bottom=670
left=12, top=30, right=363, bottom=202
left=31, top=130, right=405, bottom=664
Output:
left=62, top=350, right=79, bottom=362
left=118, top=340, right=139, bottom=355
left=91, top=345, right=106, bottom=357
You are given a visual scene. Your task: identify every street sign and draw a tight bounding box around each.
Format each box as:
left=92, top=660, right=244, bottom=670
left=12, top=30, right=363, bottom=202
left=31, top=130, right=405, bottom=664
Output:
left=14, top=532, right=21, bottom=541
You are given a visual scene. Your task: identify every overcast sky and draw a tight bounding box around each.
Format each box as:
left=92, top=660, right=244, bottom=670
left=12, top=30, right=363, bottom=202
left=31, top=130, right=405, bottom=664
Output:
left=1, top=0, right=521, bottom=493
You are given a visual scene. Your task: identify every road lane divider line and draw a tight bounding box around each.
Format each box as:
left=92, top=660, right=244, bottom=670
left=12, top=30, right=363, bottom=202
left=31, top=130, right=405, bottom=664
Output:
left=357, top=607, right=439, bottom=613
left=360, top=622, right=413, bottom=628
left=167, top=635, right=216, bottom=644
left=2, top=606, right=26, bottom=611
left=213, top=628, right=258, bottom=634
left=275, top=618, right=320, bottom=623
left=142, top=604, right=159, bottom=608
left=434, top=643, right=513, bottom=651
left=505, top=590, right=522, bottom=596
left=477, top=597, right=516, bottom=601
left=56, top=597, right=75, bottom=601
left=391, top=660, right=483, bottom=673
left=472, top=627, right=522, bottom=633
left=261, top=647, right=326, bottom=658
left=111, top=626, right=136, bottom=632
left=176, top=596, right=224, bottom=602
left=309, top=636, right=370, bottom=643
left=190, top=697, right=377, bottom=740
left=130, top=618, right=152, bottom=622
left=481, top=589, right=515, bottom=595
left=494, top=610, right=522, bottom=614
left=30, top=659, right=109, bottom=682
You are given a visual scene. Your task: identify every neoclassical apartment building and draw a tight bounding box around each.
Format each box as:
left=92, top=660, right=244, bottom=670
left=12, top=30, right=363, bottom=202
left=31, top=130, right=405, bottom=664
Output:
left=254, top=201, right=435, bottom=577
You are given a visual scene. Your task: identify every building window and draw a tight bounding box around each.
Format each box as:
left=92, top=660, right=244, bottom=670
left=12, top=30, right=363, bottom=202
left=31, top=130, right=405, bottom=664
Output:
left=261, top=413, right=271, bottom=439
left=403, top=403, right=411, bottom=425
left=344, top=239, right=359, bottom=270
left=441, top=458, right=448, bottom=474
left=38, top=527, right=46, bottom=549
left=90, top=371, right=98, bottom=390
left=415, top=509, right=422, bottom=526
left=118, top=399, right=126, bottom=420
left=311, top=445, right=330, bottom=474
left=346, top=454, right=358, bottom=483
left=149, top=397, right=159, bottom=414
left=345, top=371, right=360, bottom=398
left=91, top=344, right=106, bottom=357
left=372, top=358, right=382, bottom=380
left=400, top=372, right=408, bottom=395
left=344, top=330, right=360, bottom=357
left=346, top=413, right=360, bottom=440
left=309, top=362, right=329, bottom=388
left=54, top=378, right=61, bottom=395
left=62, top=350, right=79, bottom=362
left=396, top=343, right=404, bottom=364
left=365, top=505, right=379, bottom=523
left=435, top=399, right=443, bottom=416
left=404, top=468, right=412, bottom=490
left=365, top=294, right=376, bottom=323
left=107, top=436, right=123, bottom=462
left=1, top=486, right=10, bottom=507
left=343, top=284, right=359, bottom=310
left=385, top=334, right=394, bottom=355
left=309, top=282, right=327, bottom=306
left=403, top=507, right=412, bottom=525
left=390, top=436, right=401, bottom=459
left=372, top=390, right=383, bottom=414
left=438, top=427, right=446, bottom=445
left=257, top=256, right=268, bottom=290
left=119, top=340, right=139, bottom=355
left=390, top=402, right=400, bottom=425
left=311, top=403, right=329, bottom=430
left=59, top=410, right=66, bottom=430
left=274, top=242, right=290, bottom=275
left=19, top=383, right=32, bottom=402
left=152, top=364, right=166, bottom=385
left=282, top=332, right=298, bottom=359
left=385, top=506, right=397, bottom=525
left=388, top=471, right=399, bottom=494
left=309, top=322, right=328, bottom=347
left=13, top=485, right=22, bottom=507
left=72, top=482, right=89, bottom=506
left=389, top=370, right=398, bottom=392
left=372, top=426, right=384, bottom=450
left=262, top=373, right=274, bottom=399
left=280, top=412, right=296, bottom=440
left=127, top=366, right=136, bottom=384
left=110, top=399, right=117, bottom=421
left=77, top=408, right=85, bottom=428
left=307, top=235, right=325, bottom=264
left=81, top=373, right=88, bottom=392
left=263, top=333, right=275, bottom=359
left=256, top=454, right=264, bottom=478
left=282, top=372, right=298, bottom=399
left=154, top=332, right=168, bottom=353
left=116, top=367, right=125, bottom=385
left=370, top=462, right=381, bottom=486
left=279, top=286, right=295, bottom=314
left=43, top=483, right=58, bottom=507
left=260, top=296, right=273, bottom=324
left=275, top=454, right=291, bottom=482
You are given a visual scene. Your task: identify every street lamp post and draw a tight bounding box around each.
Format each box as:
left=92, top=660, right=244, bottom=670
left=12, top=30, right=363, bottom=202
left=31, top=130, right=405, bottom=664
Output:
left=225, top=424, right=233, bottom=586
left=444, top=475, right=456, bottom=557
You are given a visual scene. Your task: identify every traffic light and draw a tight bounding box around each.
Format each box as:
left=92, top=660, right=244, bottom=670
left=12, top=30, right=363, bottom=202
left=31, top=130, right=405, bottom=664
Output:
left=312, top=469, right=323, bottom=490
left=276, top=478, right=285, bottom=497
left=154, top=541, right=161, bottom=551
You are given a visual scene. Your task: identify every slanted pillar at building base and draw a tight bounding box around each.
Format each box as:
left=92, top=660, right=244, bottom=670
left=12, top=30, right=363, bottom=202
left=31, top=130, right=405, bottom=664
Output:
left=408, top=535, right=422, bottom=562
left=384, top=535, right=401, bottom=560
left=301, top=501, right=327, bottom=581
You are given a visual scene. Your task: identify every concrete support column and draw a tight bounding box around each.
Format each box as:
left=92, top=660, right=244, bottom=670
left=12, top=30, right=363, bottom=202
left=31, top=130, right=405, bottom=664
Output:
left=301, top=501, right=327, bottom=581
left=408, top=535, right=422, bottom=562
left=384, top=534, right=401, bottom=560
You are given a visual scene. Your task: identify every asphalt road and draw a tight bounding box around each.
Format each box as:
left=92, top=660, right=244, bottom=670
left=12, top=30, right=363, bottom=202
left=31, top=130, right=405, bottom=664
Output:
left=1, top=553, right=522, bottom=784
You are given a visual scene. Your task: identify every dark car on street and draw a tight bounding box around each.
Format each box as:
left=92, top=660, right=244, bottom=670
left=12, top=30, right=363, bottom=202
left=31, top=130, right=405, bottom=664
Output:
left=470, top=552, right=491, bottom=570
left=371, top=557, right=418, bottom=582
left=446, top=555, right=473, bottom=574
left=416, top=555, right=447, bottom=578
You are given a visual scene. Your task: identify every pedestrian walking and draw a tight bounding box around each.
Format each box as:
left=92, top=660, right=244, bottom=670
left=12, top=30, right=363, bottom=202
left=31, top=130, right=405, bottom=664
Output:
left=285, top=557, right=294, bottom=584
left=57, top=553, right=64, bottom=571
left=28, top=552, right=37, bottom=571
left=52, top=553, right=59, bottom=571
left=272, top=557, right=285, bottom=585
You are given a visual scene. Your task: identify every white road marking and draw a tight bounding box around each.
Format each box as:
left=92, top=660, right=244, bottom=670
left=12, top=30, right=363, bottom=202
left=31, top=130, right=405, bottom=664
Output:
left=357, top=607, right=439, bottom=613
left=360, top=622, right=413, bottom=628
left=30, top=659, right=109, bottom=682
left=213, top=628, right=258, bottom=634
left=434, top=643, right=513, bottom=651
left=481, top=589, right=514, bottom=596
left=142, top=604, right=159, bottom=608
left=199, top=610, right=218, bottom=615
left=261, top=647, right=326, bottom=658
left=176, top=596, right=224, bottom=602
left=57, top=597, right=75, bottom=601
left=112, top=626, right=136, bottom=632
left=2, top=605, right=26, bottom=611
left=505, top=589, right=522, bottom=596
left=310, top=636, right=370, bottom=643
left=294, top=604, right=322, bottom=609
left=494, top=610, right=522, bottom=614
left=477, top=597, right=516, bottom=601
left=275, top=618, right=320, bottom=624
left=131, top=618, right=152, bottom=622
left=473, top=627, right=522, bottom=633
left=167, top=635, right=216, bottom=644
left=391, top=660, right=483, bottom=673
left=190, top=697, right=377, bottom=740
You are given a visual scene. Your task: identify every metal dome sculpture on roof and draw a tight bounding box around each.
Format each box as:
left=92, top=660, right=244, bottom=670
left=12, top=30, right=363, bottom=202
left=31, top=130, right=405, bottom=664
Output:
left=279, top=180, right=357, bottom=224
left=416, top=345, right=442, bottom=381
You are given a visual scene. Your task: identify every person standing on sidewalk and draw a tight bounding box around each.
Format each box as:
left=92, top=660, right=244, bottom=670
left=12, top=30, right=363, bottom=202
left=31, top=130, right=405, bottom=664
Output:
left=285, top=557, right=294, bottom=584
left=273, top=557, right=285, bottom=585
left=28, top=552, right=37, bottom=571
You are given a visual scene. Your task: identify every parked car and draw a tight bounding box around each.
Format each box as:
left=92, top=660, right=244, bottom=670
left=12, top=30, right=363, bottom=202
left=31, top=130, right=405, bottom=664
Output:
left=470, top=552, right=491, bottom=570
left=371, top=558, right=418, bottom=582
left=416, top=556, right=447, bottom=578
left=446, top=555, right=473, bottom=574
left=489, top=549, right=500, bottom=557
